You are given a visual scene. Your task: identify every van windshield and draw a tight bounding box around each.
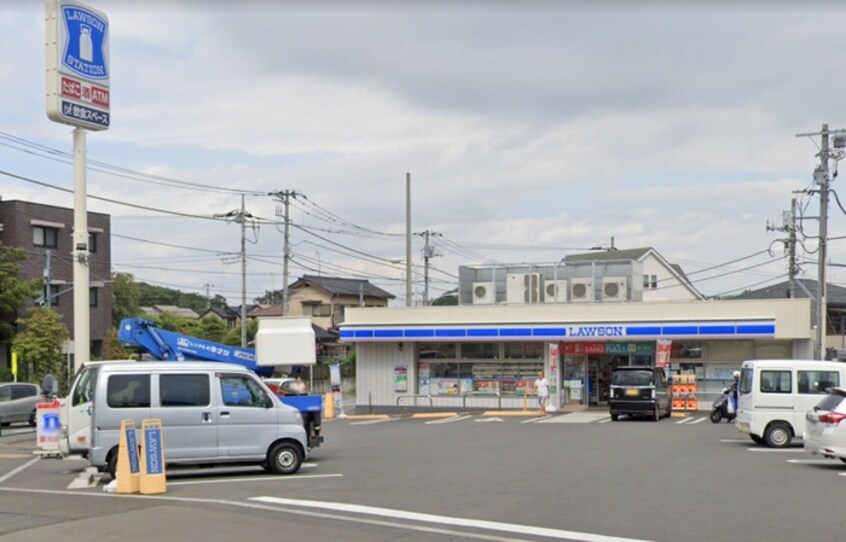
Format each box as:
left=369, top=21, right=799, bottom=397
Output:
left=611, top=370, right=654, bottom=386
left=72, top=366, right=99, bottom=406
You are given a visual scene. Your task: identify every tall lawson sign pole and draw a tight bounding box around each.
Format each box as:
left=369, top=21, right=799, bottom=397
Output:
left=45, top=0, right=110, bottom=373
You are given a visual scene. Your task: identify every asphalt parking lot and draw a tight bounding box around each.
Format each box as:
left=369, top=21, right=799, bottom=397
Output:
left=1, top=411, right=845, bottom=541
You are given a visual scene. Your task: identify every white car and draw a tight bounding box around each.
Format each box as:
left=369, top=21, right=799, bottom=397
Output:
left=804, top=387, right=846, bottom=463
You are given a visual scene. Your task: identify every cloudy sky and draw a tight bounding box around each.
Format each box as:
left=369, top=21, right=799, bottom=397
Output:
left=3, top=0, right=846, bottom=306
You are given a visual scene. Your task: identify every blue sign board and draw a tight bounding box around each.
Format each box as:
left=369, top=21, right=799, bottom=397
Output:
left=125, top=425, right=140, bottom=474
left=60, top=4, right=109, bottom=81
left=60, top=100, right=109, bottom=128
left=144, top=425, right=164, bottom=476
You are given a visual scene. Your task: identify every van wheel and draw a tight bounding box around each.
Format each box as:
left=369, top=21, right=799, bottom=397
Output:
left=29, top=410, right=37, bottom=427
left=764, top=423, right=792, bottom=448
left=267, top=442, right=302, bottom=475
left=610, top=414, right=619, bottom=421
left=653, top=406, right=660, bottom=422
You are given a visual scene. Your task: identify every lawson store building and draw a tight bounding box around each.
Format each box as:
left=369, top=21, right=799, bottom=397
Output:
left=339, top=258, right=813, bottom=412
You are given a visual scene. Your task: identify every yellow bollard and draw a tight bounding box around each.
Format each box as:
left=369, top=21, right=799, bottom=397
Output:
left=324, top=392, right=334, bottom=419
left=139, top=419, right=167, bottom=495
left=116, top=419, right=140, bottom=494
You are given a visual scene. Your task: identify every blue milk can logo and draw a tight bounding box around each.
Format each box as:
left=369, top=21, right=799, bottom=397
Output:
left=61, top=5, right=108, bottom=80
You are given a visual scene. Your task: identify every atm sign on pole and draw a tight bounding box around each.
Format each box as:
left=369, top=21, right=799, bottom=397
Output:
left=45, top=0, right=110, bottom=131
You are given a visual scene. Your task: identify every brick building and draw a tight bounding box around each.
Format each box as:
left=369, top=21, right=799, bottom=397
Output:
left=0, top=199, right=112, bottom=367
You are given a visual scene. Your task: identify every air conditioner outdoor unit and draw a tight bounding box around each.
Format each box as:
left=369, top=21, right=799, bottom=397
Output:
left=543, top=280, right=568, bottom=303
left=602, top=277, right=628, bottom=302
left=506, top=273, right=542, bottom=303
left=472, top=282, right=495, bottom=304
left=570, top=278, right=594, bottom=302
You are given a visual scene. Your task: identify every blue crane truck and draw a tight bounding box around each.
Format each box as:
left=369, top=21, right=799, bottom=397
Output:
left=117, top=317, right=323, bottom=448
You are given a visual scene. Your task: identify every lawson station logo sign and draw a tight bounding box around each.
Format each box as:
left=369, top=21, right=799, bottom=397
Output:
left=567, top=325, right=624, bottom=337
left=46, top=0, right=110, bottom=130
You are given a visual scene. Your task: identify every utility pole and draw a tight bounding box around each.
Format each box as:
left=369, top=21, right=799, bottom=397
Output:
left=406, top=173, right=412, bottom=307
left=797, top=124, right=846, bottom=359
left=270, top=190, right=299, bottom=316
left=767, top=197, right=799, bottom=299
left=44, top=250, right=53, bottom=309
left=415, top=230, right=441, bottom=305
left=215, top=196, right=255, bottom=348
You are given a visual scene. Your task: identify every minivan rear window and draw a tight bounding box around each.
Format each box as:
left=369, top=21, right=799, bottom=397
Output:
left=611, top=370, right=654, bottom=386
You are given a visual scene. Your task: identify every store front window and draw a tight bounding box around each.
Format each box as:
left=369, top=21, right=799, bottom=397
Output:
left=418, top=342, right=542, bottom=397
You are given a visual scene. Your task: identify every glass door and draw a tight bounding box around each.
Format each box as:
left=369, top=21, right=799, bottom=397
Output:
left=562, top=355, right=587, bottom=406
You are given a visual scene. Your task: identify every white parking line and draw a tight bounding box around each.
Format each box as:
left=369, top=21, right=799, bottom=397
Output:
left=425, top=415, right=473, bottom=425
left=675, top=417, right=694, bottom=424
left=0, top=457, right=40, bottom=485
left=786, top=459, right=841, bottom=465
left=350, top=418, right=399, bottom=426
left=687, top=417, right=707, bottom=425
left=720, top=439, right=750, bottom=443
left=250, top=496, right=656, bottom=542
left=520, top=416, right=550, bottom=424
left=168, top=473, right=344, bottom=486
left=746, top=448, right=804, bottom=453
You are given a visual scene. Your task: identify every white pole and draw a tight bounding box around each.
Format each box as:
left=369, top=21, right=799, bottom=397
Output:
left=72, top=127, right=90, bottom=374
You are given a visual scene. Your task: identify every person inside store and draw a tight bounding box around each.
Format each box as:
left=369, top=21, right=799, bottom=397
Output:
left=534, top=371, right=550, bottom=416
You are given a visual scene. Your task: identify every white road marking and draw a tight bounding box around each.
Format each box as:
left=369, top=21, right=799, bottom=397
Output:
left=167, top=473, right=343, bottom=486
left=520, top=416, right=550, bottom=424
left=675, top=417, right=694, bottom=424
left=0, top=486, right=650, bottom=542
left=425, top=415, right=473, bottom=425
left=250, top=496, right=655, bottom=542
left=66, top=467, right=102, bottom=489
left=0, top=457, right=40, bottom=485
left=535, top=413, right=611, bottom=424
left=720, top=439, right=750, bottom=443
left=597, top=417, right=613, bottom=424
left=688, top=417, right=707, bottom=425
left=350, top=418, right=399, bottom=426
left=746, top=448, right=804, bottom=453
left=786, top=459, right=841, bottom=465
left=475, top=417, right=504, bottom=423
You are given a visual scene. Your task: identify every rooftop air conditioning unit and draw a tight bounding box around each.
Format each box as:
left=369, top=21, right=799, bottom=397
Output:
left=570, top=278, right=594, bottom=303
left=472, top=282, right=495, bottom=304
left=543, top=280, right=568, bottom=303
left=506, top=273, right=542, bottom=303
left=602, top=277, right=628, bottom=302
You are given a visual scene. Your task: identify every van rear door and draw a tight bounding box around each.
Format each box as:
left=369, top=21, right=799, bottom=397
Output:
left=756, top=367, right=794, bottom=424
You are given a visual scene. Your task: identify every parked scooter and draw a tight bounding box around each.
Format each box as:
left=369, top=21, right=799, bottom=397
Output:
left=710, top=371, right=739, bottom=424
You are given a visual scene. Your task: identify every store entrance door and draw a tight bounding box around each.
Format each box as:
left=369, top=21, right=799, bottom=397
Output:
left=562, top=354, right=587, bottom=406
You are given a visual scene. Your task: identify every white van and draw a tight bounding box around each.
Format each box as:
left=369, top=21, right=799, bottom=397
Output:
left=735, top=359, right=846, bottom=447
left=87, top=361, right=308, bottom=479
left=56, top=360, right=136, bottom=457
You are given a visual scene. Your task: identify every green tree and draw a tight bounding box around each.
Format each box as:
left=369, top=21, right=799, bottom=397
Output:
left=0, top=242, right=41, bottom=343
left=222, top=319, right=257, bottom=347
left=111, top=271, right=141, bottom=327
left=255, top=290, right=283, bottom=305
left=11, top=307, right=69, bottom=389
left=431, top=288, right=458, bottom=306
left=102, top=328, right=130, bottom=360
left=200, top=316, right=228, bottom=343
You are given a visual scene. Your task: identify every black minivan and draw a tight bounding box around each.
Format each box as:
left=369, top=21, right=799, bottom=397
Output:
left=609, top=366, right=672, bottom=421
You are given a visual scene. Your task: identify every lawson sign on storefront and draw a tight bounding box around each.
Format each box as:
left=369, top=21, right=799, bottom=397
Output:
left=340, top=320, right=776, bottom=342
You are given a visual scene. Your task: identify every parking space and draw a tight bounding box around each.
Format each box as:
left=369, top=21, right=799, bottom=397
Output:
left=4, top=413, right=846, bottom=541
